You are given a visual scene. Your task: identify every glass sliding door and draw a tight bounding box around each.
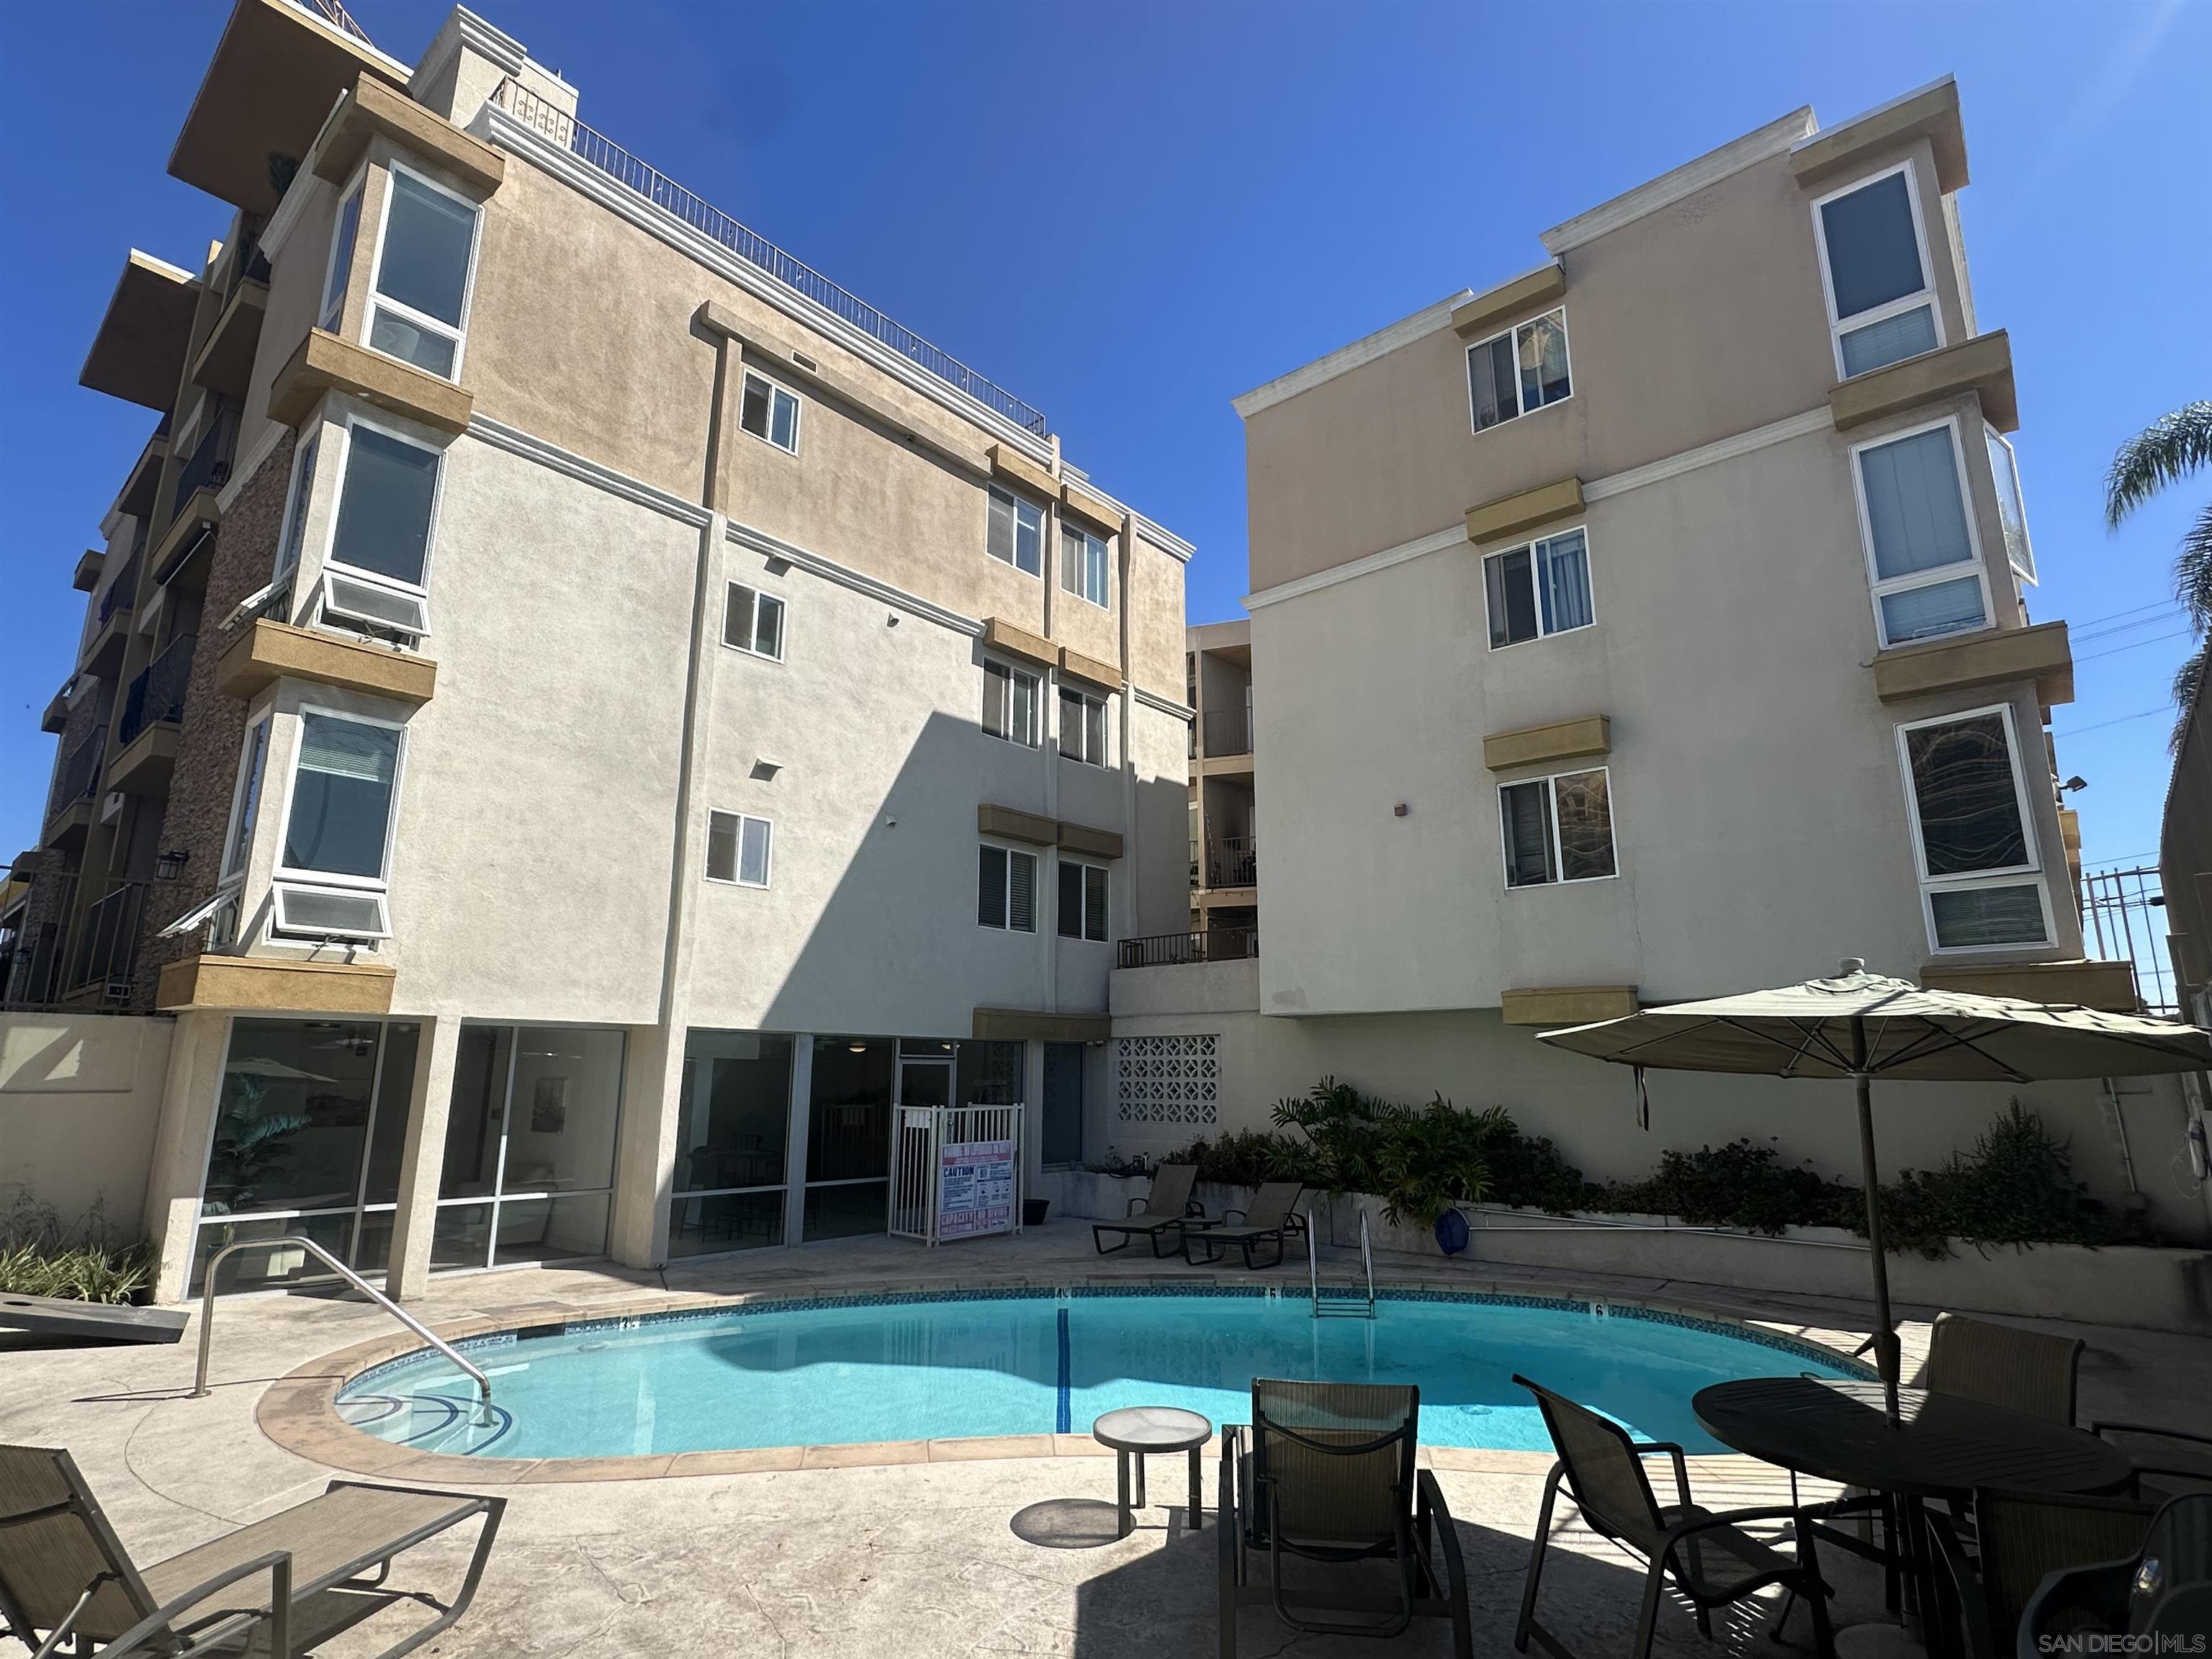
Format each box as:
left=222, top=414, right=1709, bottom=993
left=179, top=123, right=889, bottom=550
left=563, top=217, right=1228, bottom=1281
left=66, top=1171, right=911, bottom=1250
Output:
left=433, top=1023, right=624, bottom=1270
left=802, top=1036, right=893, bottom=1241
left=667, top=1030, right=793, bottom=1256
left=191, top=1017, right=420, bottom=1293
left=1041, top=1042, right=1084, bottom=1167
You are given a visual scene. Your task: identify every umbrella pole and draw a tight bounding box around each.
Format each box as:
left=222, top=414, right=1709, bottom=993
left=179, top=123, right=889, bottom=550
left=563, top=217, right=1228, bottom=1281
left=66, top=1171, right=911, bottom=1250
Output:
left=1851, top=1015, right=1901, bottom=1423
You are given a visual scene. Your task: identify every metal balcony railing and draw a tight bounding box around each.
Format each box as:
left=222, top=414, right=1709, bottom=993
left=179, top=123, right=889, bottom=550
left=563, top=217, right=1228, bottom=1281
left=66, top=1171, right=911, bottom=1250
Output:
left=97, top=542, right=143, bottom=626
left=45, top=727, right=106, bottom=826
left=1202, top=706, right=1253, bottom=758
left=120, top=635, right=194, bottom=747
left=1208, top=835, right=1256, bottom=889
left=491, top=78, right=1051, bottom=439
left=171, top=404, right=238, bottom=517
left=1115, top=927, right=1259, bottom=970
left=66, top=881, right=149, bottom=1000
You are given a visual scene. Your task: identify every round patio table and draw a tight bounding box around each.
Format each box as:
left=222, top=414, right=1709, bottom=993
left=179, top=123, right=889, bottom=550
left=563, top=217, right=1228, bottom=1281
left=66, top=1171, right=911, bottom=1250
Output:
left=1694, top=1377, right=2135, bottom=1643
left=1092, top=1406, right=1212, bottom=1540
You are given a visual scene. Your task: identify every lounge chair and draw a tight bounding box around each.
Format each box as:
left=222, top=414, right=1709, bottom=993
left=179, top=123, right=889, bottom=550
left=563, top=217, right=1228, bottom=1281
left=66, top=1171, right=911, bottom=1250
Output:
left=1512, top=1375, right=1834, bottom=1659
left=1183, top=1182, right=1307, bottom=1269
left=0, top=1443, right=503, bottom=1658
left=1093, top=1163, right=1207, bottom=1257
left=1925, top=1485, right=2157, bottom=1659
left=1915, top=1310, right=2084, bottom=1424
left=1217, top=1379, right=1471, bottom=1657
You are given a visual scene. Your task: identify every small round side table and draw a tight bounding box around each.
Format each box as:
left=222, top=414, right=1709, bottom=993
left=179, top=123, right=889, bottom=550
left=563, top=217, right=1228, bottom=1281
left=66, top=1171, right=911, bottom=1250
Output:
left=1091, top=1406, right=1212, bottom=1539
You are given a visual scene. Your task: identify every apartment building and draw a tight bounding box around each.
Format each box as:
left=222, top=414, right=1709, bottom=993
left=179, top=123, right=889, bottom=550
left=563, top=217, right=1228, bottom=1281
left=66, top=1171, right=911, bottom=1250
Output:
left=1110, top=81, right=2203, bottom=1241
left=8, top=0, right=1194, bottom=1300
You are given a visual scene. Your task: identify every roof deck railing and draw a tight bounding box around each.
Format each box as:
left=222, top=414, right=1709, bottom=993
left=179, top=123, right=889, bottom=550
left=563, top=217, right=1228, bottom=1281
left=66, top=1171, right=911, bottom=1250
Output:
left=490, top=78, right=1051, bottom=439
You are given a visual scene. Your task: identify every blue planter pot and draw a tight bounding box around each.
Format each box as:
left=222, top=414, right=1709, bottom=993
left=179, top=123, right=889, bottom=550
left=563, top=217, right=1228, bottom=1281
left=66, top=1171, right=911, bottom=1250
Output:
left=1434, top=1207, right=1470, bottom=1256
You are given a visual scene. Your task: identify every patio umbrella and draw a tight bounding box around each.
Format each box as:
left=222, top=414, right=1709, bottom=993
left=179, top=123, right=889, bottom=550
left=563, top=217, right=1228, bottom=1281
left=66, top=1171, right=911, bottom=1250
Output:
left=1536, top=958, right=2212, bottom=1420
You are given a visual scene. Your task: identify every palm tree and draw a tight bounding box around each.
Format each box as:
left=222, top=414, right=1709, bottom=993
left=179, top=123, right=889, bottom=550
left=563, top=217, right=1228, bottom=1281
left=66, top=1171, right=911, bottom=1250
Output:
left=2104, top=401, right=2212, bottom=749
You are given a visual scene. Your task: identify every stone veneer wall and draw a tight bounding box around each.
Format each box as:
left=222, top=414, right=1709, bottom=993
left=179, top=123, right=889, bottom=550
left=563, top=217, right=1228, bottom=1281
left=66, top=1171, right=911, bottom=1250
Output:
left=132, top=432, right=295, bottom=1008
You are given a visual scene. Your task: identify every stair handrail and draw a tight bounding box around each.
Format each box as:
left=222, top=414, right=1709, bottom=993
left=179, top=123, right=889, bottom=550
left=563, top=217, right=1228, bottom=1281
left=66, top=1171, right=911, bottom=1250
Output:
left=1359, top=1208, right=1375, bottom=1312
left=1305, top=1209, right=1321, bottom=1315
left=191, top=1235, right=493, bottom=1423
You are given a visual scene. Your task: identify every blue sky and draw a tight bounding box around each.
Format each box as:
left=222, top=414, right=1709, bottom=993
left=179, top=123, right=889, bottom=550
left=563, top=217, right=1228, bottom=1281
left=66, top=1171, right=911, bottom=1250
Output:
left=2, top=0, right=2206, bottom=879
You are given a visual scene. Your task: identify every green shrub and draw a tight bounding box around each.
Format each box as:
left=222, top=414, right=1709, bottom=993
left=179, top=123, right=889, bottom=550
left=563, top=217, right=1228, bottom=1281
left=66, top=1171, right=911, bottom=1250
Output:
left=1871, top=1102, right=2150, bottom=1259
left=0, top=1195, right=150, bottom=1305
left=1596, top=1141, right=1859, bottom=1236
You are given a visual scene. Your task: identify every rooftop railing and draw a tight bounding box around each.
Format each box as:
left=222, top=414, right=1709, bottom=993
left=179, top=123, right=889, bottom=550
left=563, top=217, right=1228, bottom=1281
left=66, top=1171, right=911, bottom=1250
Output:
left=491, top=79, right=1051, bottom=439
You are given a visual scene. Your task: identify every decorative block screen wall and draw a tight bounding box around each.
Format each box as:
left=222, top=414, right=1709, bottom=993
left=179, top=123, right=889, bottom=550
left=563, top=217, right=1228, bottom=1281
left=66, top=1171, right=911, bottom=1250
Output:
left=1114, top=1034, right=1218, bottom=1125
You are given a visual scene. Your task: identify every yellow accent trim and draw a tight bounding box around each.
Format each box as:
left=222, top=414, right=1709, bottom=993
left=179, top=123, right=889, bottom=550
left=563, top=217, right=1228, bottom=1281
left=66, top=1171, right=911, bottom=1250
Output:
left=1920, top=958, right=2137, bottom=1013
left=971, top=1007, right=1110, bottom=1043
left=315, top=73, right=506, bottom=197
left=1451, top=264, right=1566, bottom=341
left=981, top=616, right=1054, bottom=667
left=269, top=328, right=473, bottom=436
left=157, top=953, right=397, bottom=1015
left=1791, top=78, right=1969, bottom=195
left=1483, top=715, right=1611, bottom=773
left=1870, top=619, right=2072, bottom=708
left=1465, top=477, right=1586, bottom=547
left=977, top=804, right=1057, bottom=846
left=1502, top=986, right=1639, bottom=1026
left=986, top=442, right=1057, bottom=499
left=216, top=619, right=437, bottom=707
left=1829, top=331, right=2017, bottom=435
left=1057, top=646, right=1121, bottom=690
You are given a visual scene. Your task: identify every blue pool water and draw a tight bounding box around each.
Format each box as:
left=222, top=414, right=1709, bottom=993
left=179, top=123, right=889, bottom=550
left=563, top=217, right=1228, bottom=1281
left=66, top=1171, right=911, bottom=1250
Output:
left=336, top=1291, right=1860, bottom=1460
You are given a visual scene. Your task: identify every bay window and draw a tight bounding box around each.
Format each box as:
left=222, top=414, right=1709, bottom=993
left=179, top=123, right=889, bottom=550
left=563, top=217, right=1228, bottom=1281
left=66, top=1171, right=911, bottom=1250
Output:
left=1813, top=165, right=1942, bottom=378
left=1485, top=528, right=1593, bottom=649
left=1500, top=767, right=1616, bottom=888
left=1467, top=308, right=1571, bottom=433
left=316, top=417, right=441, bottom=642
left=274, top=708, right=403, bottom=940
left=319, top=181, right=363, bottom=334
left=1852, top=418, right=1990, bottom=647
left=1897, top=705, right=2051, bottom=952
left=366, top=164, right=480, bottom=379
left=1985, top=426, right=2036, bottom=584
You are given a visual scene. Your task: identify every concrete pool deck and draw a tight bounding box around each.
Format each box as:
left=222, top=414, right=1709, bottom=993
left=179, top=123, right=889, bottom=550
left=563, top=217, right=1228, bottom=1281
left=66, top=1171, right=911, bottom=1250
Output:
left=5, top=1218, right=2206, bottom=1656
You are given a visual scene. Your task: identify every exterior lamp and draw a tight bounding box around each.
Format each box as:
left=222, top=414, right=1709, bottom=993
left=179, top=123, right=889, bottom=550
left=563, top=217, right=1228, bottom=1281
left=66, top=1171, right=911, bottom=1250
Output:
left=154, top=848, right=191, bottom=881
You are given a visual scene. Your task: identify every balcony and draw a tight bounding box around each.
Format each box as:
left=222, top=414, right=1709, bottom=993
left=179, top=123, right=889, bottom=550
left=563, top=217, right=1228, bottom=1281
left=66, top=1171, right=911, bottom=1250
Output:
left=42, top=726, right=107, bottom=849
left=1200, top=706, right=1253, bottom=761
left=97, top=541, right=143, bottom=629
left=1205, top=835, right=1256, bottom=891
left=1116, top=927, right=1260, bottom=970
left=63, top=881, right=151, bottom=1004
left=112, top=635, right=194, bottom=796
left=171, top=404, right=240, bottom=521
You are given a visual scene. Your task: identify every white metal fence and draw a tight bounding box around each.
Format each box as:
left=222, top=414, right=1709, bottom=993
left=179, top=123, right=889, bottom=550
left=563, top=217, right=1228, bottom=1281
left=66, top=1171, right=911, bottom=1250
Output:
left=890, top=1104, right=1025, bottom=1246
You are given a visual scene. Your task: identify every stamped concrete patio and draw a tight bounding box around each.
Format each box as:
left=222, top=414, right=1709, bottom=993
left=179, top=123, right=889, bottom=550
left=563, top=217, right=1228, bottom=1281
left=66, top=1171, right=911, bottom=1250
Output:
left=4, top=1220, right=2204, bottom=1657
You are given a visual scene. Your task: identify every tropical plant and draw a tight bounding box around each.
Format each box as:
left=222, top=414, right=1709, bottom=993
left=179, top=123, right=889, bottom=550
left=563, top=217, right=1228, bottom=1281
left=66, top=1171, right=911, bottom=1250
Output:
left=0, top=1194, right=150, bottom=1304
left=1371, top=1097, right=1502, bottom=1228
left=202, top=1074, right=312, bottom=1217
left=2103, top=400, right=2212, bottom=749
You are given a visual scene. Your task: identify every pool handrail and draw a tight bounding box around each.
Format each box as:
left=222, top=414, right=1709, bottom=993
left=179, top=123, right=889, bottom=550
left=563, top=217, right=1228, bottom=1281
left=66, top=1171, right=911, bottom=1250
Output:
left=190, top=1234, right=494, bottom=1423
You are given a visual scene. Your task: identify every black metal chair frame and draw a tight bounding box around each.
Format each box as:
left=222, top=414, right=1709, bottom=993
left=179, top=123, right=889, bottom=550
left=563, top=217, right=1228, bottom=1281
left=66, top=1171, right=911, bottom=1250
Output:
left=1182, top=1202, right=1308, bottom=1269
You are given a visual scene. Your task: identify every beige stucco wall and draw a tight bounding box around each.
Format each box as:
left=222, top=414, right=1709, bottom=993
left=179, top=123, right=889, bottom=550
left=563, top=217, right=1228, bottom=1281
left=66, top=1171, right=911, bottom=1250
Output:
left=0, top=1013, right=173, bottom=1232
left=1104, top=992, right=2208, bottom=1246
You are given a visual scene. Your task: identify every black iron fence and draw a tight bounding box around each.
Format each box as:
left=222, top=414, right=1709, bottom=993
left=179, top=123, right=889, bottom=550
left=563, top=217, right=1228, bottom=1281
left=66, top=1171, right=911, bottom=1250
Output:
left=1207, top=835, right=1256, bottom=889
left=171, top=404, right=238, bottom=517
left=44, top=726, right=106, bottom=827
left=1115, top=927, right=1259, bottom=970
left=97, top=540, right=142, bottom=626
left=1, top=871, right=153, bottom=1009
left=120, top=635, right=194, bottom=747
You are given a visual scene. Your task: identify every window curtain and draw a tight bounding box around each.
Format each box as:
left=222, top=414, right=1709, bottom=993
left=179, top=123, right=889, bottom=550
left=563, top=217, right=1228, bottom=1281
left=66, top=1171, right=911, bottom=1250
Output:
left=1880, top=576, right=1985, bottom=644
left=1467, top=336, right=1518, bottom=430
left=1839, top=305, right=1937, bottom=376
left=1860, top=428, right=1973, bottom=580
left=1537, top=531, right=1592, bottom=634
left=978, top=845, right=1007, bottom=926
left=1518, top=313, right=1570, bottom=408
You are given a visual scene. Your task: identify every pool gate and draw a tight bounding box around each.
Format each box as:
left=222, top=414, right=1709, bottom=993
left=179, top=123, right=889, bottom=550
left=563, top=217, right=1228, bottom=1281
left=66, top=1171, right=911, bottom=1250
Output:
left=890, top=1102, right=1025, bottom=1246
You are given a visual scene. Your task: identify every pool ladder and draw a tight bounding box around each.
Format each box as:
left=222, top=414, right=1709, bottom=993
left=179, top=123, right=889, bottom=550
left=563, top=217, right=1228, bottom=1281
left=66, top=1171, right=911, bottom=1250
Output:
left=1307, top=1208, right=1376, bottom=1320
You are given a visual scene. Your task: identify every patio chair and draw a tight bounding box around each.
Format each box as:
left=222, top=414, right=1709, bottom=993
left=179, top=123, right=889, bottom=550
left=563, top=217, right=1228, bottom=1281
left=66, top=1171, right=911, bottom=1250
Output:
left=1183, top=1182, right=1308, bottom=1269
left=1923, top=1485, right=2157, bottom=1659
left=0, top=1443, right=503, bottom=1658
left=1915, top=1310, right=2083, bottom=1424
left=1217, top=1379, right=1470, bottom=1657
left=2090, top=1419, right=2212, bottom=1502
left=1511, top=1375, right=1834, bottom=1659
left=1093, top=1163, right=1206, bottom=1257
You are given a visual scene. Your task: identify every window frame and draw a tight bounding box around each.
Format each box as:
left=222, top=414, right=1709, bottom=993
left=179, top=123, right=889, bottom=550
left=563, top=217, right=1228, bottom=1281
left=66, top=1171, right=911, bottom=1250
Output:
left=311, top=407, right=447, bottom=641
left=1465, top=307, right=1574, bottom=436
left=1848, top=413, right=1993, bottom=650
left=270, top=882, right=393, bottom=943
left=1496, top=765, right=1619, bottom=891
left=978, top=842, right=1038, bottom=933
left=704, top=809, right=774, bottom=889
left=1809, top=161, right=1945, bottom=382
left=1057, top=684, right=1110, bottom=767
left=982, top=657, right=1042, bottom=747
left=1892, top=701, right=2053, bottom=955
left=220, top=716, right=272, bottom=884
left=1483, top=524, right=1597, bottom=651
left=1056, top=857, right=1110, bottom=943
left=318, top=169, right=367, bottom=336
left=1061, top=521, right=1110, bottom=608
left=359, top=158, right=484, bottom=382
left=1984, top=424, right=2037, bottom=586
left=722, top=580, right=787, bottom=662
left=271, top=427, right=323, bottom=585
left=737, top=368, right=803, bottom=455
left=271, top=702, right=409, bottom=896
left=986, top=483, right=1046, bottom=579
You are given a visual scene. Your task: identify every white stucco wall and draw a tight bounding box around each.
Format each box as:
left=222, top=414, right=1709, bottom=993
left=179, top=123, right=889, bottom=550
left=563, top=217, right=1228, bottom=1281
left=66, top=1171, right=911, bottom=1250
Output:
left=1, top=1013, right=173, bottom=1233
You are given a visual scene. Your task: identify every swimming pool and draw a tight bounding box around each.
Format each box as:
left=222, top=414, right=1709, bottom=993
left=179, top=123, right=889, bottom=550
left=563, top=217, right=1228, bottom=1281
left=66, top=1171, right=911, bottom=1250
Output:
left=336, top=1289, right=1862, bottom=1461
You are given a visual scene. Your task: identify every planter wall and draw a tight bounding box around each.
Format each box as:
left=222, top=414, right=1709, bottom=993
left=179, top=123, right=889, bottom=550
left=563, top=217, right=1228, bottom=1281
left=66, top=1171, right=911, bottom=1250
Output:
left=1033, top=1172, right=2212, bottom=1336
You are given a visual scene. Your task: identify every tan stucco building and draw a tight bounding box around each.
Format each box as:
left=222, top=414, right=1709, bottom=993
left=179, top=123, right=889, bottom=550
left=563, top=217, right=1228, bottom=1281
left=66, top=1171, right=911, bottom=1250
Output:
left=1108, top=83, right=2209, bottom=1245
left=5, top=0, right=1193, bottom=1300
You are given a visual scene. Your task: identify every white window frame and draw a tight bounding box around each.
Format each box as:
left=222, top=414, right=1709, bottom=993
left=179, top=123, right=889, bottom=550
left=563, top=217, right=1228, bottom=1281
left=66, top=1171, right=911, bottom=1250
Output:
left=978, top=841, right=1038, bottom=933
left=271, top=883, right=393, bottom=943
left=737, top=369, right=802, bottom=455
left=723, top=580, right=786, bottom=662
left=1984, top=424, right=2037, bottom=586
left=1465, top=307, right=1573, bottom=436
left=220, top=716, right=271, bottom=884
left=318, top=168, right=367, bottom=336
left=1893, top=701, right=2053, bottom=955
left=271, top=702, right=409, bottom=897
left=704, top=809, right=774, bottom=889
left=312, top=408, right=447, bottom=642
left=1061, top=522, right=1110, bottom=608
left=1057, top=856, right=1110, bottom=943
left=986, top=484, right=1046, bottom=579
left=982, top=657, right=1041, bottom=747
left=1483, top=525, right=1598, bottom=651
left=1057, top=683, right=1110, bottom=767
left=271, top=428, right=322, bottom=585
left=1496, top=765, right=1619, bottom=890
left=1809, top=161, right=1945, bottom=382
left=1848, top=413, right=1992, bottom=650
left=360, top=158, right=484, bottom=382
